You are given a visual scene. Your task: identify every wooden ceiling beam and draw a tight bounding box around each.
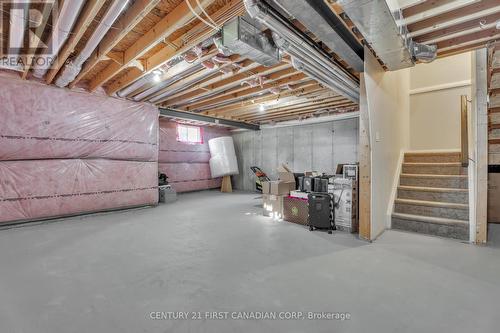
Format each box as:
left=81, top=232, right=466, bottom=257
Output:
left=45, top=0, right=107, bottom=84
left=224, top=92, right=337, bottom=118
left=163, top=62, right=290, bottom=107
left=160, top=59, right=259, bottom=102
left=183, top=71, right=306, bottom=111
left=435, top=26, right=500, bottom=50
left=437, top=40, right=491, bottom=58
left=251, top=101, right=356, bottom=122
left=402, top=0, right=456, bottom=18
left=229, top=93, right=341, bottom=119
left=188, top=78, right=315, bottom=113
left=87, top=0, right=215, bottom=92
left=240, top=97, right=349, bottom=121
left=204, top=82, right=322, bottom=115
left=407, top=0, right=499, bottom=32
left=144, top=54, right=242, bottom=102
left=69, top=0, right=162, bottom=88
left=414, top=11, right=500, bottom=43
left=127, top=45, right=221, bottom=98
left=104, top=0, right=245, bottom=95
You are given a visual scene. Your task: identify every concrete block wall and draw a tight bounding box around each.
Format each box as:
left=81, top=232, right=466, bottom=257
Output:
left=232, top=118, right=359, bottom=191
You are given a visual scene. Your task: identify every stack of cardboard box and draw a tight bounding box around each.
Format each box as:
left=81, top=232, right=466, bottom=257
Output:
left=262, top=165, right=296, bottom=218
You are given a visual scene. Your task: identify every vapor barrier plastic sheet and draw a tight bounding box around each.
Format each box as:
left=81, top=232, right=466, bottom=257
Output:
left=0, top=159, right=158, bottom=224
left=171, top=179, right=222, bottom=193
left=158, top=120, right=229, bottom=192
left=158, top=120, right=229, bottom=163
left=0, top=77, right=159, bottom=161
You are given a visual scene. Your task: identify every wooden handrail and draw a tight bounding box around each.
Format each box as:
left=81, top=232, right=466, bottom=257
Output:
left=460, top=95, right=469, bottom=167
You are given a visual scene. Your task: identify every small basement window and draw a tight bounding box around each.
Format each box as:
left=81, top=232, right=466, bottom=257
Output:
left=177, top=124, right=203, bottom=144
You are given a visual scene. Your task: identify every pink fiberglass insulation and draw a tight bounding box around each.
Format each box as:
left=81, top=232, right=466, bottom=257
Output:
left=0, top=159, right=158, bottom=224
left=158, top=162, right=212, bottom=182
left=0, top=76, right=158, bottom=162
left=172, top=179, right=222, bottom=193
left=158, top=119, right=229, bottom=163
left=158, top=119, right=229, bottom=192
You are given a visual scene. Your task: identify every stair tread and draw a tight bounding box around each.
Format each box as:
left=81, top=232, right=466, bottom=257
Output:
left=398, top=185, right=468, bottom=193
left=401, top=173, right=467, bottom=178
left=395, top=198, right=469, bottom=210
left=392, top=212, right=469, bottom=226
left=405, top=150, right=460, bottom=155
left=403, top=162, right=462, bottom=166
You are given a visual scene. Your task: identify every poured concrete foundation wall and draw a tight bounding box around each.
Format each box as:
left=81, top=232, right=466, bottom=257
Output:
left=232, top=118, right=359, bottom=191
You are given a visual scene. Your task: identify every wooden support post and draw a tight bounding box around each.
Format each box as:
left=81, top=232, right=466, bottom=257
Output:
left=358, top=72, right=371, bottom=241
left=221, top=176, right=233, bottom=193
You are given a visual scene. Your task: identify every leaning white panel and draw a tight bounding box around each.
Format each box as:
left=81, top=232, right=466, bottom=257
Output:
left=208, top=136, right=239, bottom=178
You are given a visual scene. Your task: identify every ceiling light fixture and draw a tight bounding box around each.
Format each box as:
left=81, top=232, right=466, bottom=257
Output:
left=152, top=69, right=163, bottom=83
left=259, top=104, right=266, bottom=112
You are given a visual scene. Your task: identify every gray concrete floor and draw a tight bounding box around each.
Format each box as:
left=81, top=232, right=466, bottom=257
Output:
left=0, top=191, right=499, bottom=333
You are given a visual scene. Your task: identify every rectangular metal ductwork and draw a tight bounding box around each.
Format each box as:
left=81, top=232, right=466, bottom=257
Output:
left=272, top=0, right=364, bottom=72
left=337, top=0, right=415, bottom=71
left=222, top=16, right=281, bottom=67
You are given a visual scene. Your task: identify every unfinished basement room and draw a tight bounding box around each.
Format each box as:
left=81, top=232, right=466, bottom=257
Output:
left=1, top=0, right=500, bottom=332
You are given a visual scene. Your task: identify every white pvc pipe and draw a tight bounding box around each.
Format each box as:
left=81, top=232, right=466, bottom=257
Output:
left=56, top=0, right=129, bottom=87
left=32, top=0, right=85, bottom=78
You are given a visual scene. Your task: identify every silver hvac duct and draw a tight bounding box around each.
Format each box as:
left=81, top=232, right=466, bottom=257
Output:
left=243, top=0, right=359, bottom=103
left=337, top=0, right=436, bottom=70
left=272, top=0, right=364, bottom=72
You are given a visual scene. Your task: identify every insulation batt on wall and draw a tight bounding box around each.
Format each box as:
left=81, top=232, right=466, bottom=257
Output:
left=0, top=159, right=158, bottom=224
left=158, top=119, right=230, bottom=192
left=0, top=74, right=159, bottom=225
left=0, top=76, right=158, bottom=161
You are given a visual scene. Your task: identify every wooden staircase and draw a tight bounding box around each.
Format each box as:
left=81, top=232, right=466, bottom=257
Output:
left=489, top=106, right=500, bottom=165
left=391, top=151, right=469, bottom=241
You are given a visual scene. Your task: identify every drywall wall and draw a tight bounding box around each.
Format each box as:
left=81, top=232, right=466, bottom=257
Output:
left=362, top=48, right=410, bottom=239
left=158, top=119, right=230, bottom=192
left=409, top=52, right=472, bottom=150
left=232, top=118, right=359, bottom=191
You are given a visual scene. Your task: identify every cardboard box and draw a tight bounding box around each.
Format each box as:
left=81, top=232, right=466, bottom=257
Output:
left=263, top=194, right=284, bottom=218
left=488, top=173, right=500, bottom=223
left=261, top=181, right=271, bottom=194
left=277, top=164, right=295, bottom=182
left=270, top=180, right=295, bottom=195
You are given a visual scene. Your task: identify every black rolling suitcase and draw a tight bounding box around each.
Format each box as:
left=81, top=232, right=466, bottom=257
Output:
left=308, top=192, right=335, bottom=234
